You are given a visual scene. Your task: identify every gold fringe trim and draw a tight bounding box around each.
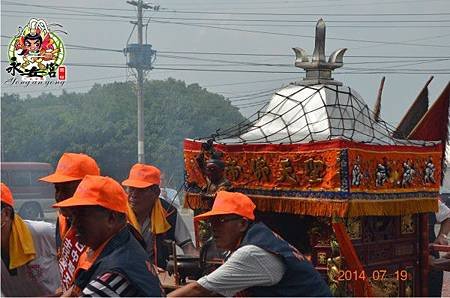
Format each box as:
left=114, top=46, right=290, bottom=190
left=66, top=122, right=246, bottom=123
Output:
left=250, top=194, right=349, bottom=217
left=185, top=193, right=439, bottom=217
left=347, top=198, right=438, bottom=217
left=185, top=193, right=347, bottom=217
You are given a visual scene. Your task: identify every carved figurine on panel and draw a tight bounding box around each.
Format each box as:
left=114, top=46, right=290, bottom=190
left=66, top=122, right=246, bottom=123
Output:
left=195, top=140, right=232, bottom=269
left=346, top=217, right=362, bottom=240
left=401, top=215, right=415, bottom=234
left=351, top=155, right=363, bottom=186
left=196, top=140, right=232, bottom=205
left=370, top=278, right=399, bottom=297
left=423, top=156, right=436, bottom=184
left=401, top=159, right=415, bottom=187
left=327, top=239, right=348, bottom=297
left=375, top=157, right=390, bottom=187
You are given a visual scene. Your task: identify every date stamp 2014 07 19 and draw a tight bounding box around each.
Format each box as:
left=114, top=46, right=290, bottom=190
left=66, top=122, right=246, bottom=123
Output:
left=337, top=269, right=410, bottom=281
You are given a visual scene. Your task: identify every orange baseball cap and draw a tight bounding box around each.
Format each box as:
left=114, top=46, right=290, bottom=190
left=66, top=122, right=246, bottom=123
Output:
left=40, top=153, right=100, bottom=183
left=1, top=183, right=15, bottom=207
left=194, top=191, right=256, bottom=221
left=53, top=175, right=127, bottom=214
left=122, top=164, right=160, bottom=188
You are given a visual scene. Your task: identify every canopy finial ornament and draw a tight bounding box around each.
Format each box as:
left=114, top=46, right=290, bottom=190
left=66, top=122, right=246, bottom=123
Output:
left=293, top=19, right=347, bottom=86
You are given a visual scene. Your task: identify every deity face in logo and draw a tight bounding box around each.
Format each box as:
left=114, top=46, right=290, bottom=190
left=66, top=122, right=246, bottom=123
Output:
left=21, top=33, right=43, bottom=55
left=25, top=35, right=42, bottom=52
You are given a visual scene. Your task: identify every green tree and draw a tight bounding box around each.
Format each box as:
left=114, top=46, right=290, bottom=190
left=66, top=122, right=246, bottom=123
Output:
left=1, top=78, right=245, bottom=187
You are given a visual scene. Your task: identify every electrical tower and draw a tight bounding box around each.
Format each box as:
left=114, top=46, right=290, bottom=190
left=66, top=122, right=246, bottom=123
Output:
left=124, top=0, right=158, bottom=163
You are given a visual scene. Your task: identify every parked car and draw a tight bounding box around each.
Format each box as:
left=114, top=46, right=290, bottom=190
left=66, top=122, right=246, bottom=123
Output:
left=1, top=162, right=55, bottom=220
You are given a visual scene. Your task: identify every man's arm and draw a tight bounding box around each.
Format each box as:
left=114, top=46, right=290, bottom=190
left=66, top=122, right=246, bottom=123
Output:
left=429, top=255, right=450, bottom=271
left=174, top=212, right=199, bottom=256
left=435, top=201, right=450, bottom=245
left=168, top=281, right=219, bottom=297
left=436, top=218, right=450, bottom=245
left=169, top=245, right=284, bottom=297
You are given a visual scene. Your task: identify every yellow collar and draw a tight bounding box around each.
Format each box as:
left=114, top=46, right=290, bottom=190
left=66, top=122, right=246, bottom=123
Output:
left=9, top=215, right=36, bottom=269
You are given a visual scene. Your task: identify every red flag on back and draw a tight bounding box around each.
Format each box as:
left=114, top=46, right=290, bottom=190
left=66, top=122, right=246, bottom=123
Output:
left=408, top=82, right=450, bottom=142
left=393, top=77, right=433, bottom=139
left=409, top=83, right=450, bottom=185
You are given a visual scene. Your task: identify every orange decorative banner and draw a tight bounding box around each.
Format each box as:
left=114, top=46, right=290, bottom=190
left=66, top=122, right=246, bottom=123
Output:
left=185, top=142, right=341, bottom=192
left=348, top=147, right=441, bottom=193
left=184, top=139, right=442, bottom=217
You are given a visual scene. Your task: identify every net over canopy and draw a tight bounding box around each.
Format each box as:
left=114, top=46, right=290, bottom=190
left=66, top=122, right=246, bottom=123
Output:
left=184, top=20, right=441, bottom=217
left=218, top=84, right=423, bottom=146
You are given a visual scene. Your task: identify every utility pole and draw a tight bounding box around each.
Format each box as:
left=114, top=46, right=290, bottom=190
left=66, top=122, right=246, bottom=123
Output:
left=136, top=1, right=144, bottom=163
left=125, top=0, right=158, bottom=163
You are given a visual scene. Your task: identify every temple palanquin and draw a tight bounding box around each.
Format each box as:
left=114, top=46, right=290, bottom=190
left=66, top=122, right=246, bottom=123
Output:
left=184, top=19, right=442, bottom=296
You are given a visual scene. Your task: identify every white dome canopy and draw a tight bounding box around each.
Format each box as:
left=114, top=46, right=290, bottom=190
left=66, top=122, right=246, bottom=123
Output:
left=237, top=84, right=396, bottom=144
left=208, top=19, right=434, bottom=147
left=214, top=82, right=435, bottom=146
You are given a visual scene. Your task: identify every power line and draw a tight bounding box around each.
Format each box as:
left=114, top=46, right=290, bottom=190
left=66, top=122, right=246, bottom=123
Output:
left=5, top=8, right=450, bottom=22
left=156, top=0, right=450, bottom=12
left=4, top=40, right=450, bottom=64
left=4, top=36, right=449, bottom=69
left=4, top=33, right=449, bottom=66
left=1, top=34, right=124, bottom=54
left=5, top=34, right=450, bottom=59
left=1, top=14, right=134, bottom=24
left=4, top=11, right=450, bottom=29
left=1, top=3, right=134, bottom=20
left=66, top=45, right=123, bottom=53
left=158, top=53, right=289, bottom=67
left=3, top=18, right=449, bottom=56
left=156, top=56, right=450, bottom=67
left=4, top=12, right=450, bottom=36
left=152, top=20, right=450, bottom=48
left=3, top=54, right=448, bottom=73
left=149, top=16, right=450, bottom=23
left=203, top=77, right=297, bottom=88
left=234, top=99, right=271, bottom=109
left=153, top=66, right=450, bottom=74
left=3, top=59, right=447, bottom=74
left=3, top=60, right=129, bottom=69
left=155, top=61, right=442, bottom=68
left=228, top=88, right=280, bottom=100
left=1, top=9, right=133, bottom=19
left=66, top=63, right=126, bottom=68
left=158, top=50, right=450, bottom=59
left=3, top=65, right=447, bottom=77
left=147, top=21, right=450, bottom=29
left=4, top=1, right=450, bottom=16
left=2, top=1, right=136, bottom=12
